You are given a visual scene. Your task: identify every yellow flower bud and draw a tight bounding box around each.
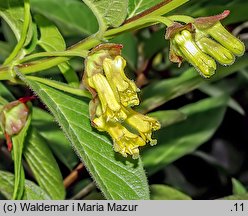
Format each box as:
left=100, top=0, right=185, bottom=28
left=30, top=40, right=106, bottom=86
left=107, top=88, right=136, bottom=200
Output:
left=205, top=22, right=245, bottom=56
left=166, top=11, right=245, bottom=79
left=196, top=37, right=235, bottom=65
left=172, top=30, right=216, bottom=78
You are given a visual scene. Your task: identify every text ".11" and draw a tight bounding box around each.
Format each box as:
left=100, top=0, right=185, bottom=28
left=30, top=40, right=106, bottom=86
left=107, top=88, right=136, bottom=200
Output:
left=232, top=203, right=244, bottom=212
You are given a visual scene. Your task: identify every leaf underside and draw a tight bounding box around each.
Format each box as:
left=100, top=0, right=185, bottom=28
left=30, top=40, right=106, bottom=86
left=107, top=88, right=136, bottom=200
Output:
left=19, top=74, right=150, bottom=200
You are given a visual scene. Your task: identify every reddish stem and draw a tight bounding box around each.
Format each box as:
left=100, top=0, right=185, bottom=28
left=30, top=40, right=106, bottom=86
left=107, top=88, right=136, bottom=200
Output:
left=4, top=132, right=12, bottom=151
left=18, top=95, right=36, bottom=103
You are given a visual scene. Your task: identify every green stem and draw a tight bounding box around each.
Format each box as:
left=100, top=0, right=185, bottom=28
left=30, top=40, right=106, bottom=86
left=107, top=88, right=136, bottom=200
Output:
left=19, top=50, right=89, bottom=63
left=3, top=0, right=31, bottom=66
left=168, top=15, right=194, bottom=23
left=0, top=36, right=101, bottom=80
left=104, top=0, right=190, bottom=38
left=156, top=16, right=174, bottom=26
left=57, top=63, right=79, bottom=88
left=0, top=0, right=189, bottom=81
left=146, top=0, right=190, bottom=18
left=26, top=75, right=92, bottom=98
left=126, top=0, right=189, bottom=22
left=105, top=16, right=173, bottom=39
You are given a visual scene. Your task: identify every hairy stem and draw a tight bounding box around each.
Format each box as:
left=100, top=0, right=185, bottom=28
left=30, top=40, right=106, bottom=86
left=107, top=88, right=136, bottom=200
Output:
left=22, top=75, right=92, bottom=98
left=3, top=0, right=31, bottom=66
left=0, top=36, right=101, bottom=81
left=19, top=50, right=89, bottom=64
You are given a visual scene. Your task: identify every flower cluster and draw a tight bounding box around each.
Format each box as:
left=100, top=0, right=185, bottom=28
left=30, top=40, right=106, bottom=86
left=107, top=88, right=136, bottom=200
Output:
left=166, top=10, right=245, bottom=78
left=83, top=44, right=160, bottom=159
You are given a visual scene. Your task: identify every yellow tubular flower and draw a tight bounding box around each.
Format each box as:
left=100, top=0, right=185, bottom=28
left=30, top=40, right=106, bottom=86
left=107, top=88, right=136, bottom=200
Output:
left=108, top=123, right=146, bottom=159
left=91, top=106, right=146, bottom=159
left=124, top=107, right=161, bottom=146
left=84, top=43, right=161, bottom=159
left=103, top=56, right=140, bottom=107
left=92, top=104, right=160, bottom=158
left=172, top=30, right=216, bottom=78
left=87, top=73, right=127, bottom=122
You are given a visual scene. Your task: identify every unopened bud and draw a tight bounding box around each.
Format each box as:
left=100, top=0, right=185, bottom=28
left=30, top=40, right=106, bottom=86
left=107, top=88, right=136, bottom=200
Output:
left=205, top=22, right=245, bottom=56
left=173, top=30, right=216, bottom=78
left=0, top=101, right=29, bottom=136
left=196, top=37, right=235, bottom=65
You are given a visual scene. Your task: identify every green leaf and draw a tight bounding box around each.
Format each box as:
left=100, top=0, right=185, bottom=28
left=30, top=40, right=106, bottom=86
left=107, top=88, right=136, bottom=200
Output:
left=143, top=28, right=165, bottom=59
left=111, top=33, right=138, bottom=70
left=142, top=96, right=228, bottom=175
left=222, top=193, right=248, bottom=200
left=0, top=171, right=14, bottom=199
left=199, top=84, right=245, bottom=115
left=148, top=110, right=187, bottom=128
left=0, top=82, right=15, bottom=103
left=23, top=127, right=65, bottom=200
left=138, top=0, right=189, bottom=18
left=0, top=41, right=13, bottom=62
left=0, top=0, right=25, bottom=41
left=2, top=20, right=17, bottom=47
left=26, top=76, right=90, bottom=98
left=189, top=3, right=248, bottom=25
left=30, top=0, right=98, bottom=36
left=232, top=178, right=247, bottom=195
left=23, top=180, right=51, bottom=200
left=150, top=184, right=191, bottom=200
left=35, top=15, right=79, bottom=86
left=128, top=0, right=162, bottom=18
left=18, top=74, right=150, bottom=200
left=0, top=170, right=50, bottom=200
left=35, top=15, right=65, bottom=51
left=11, top=112, right=32, bottom=199
left=32, top=107, right=78, bottom=170
left=138, top=68, right=199, bottom=113
left=82, top=0, right=129, bottom=32
left=24, top=23, right=38, bottom=54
